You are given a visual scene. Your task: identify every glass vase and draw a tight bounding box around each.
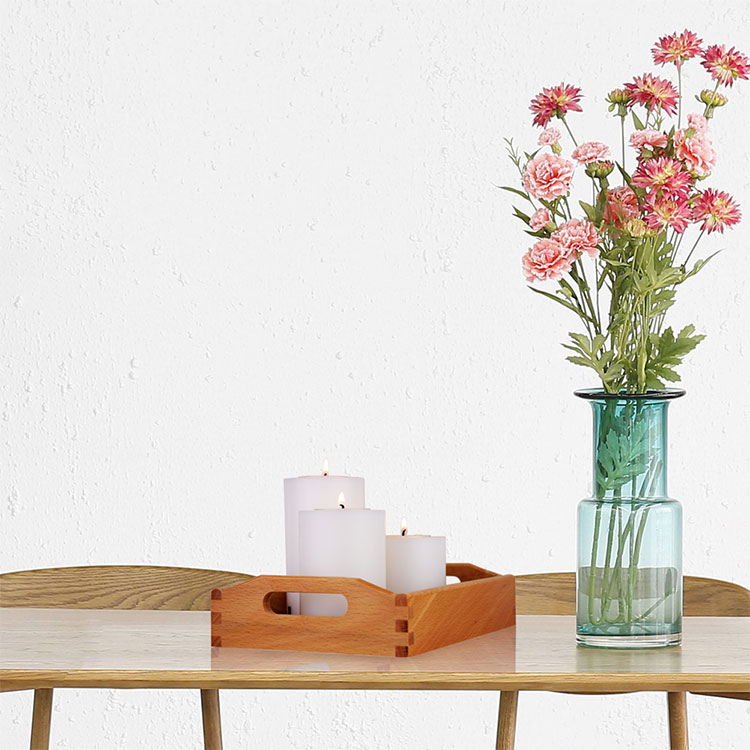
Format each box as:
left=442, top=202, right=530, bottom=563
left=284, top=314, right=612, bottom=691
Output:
left=575, top=388, right=684, bottom=648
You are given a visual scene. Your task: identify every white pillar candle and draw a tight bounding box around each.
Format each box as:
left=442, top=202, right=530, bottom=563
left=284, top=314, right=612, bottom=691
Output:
left=284, top=461, right=365, bottom=614
left=298, top=506, right=386, bottom=616
left=386, top=520, right=446, bottom=593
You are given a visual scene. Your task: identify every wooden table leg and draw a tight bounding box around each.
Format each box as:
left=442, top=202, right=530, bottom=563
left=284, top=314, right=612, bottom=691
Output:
left=200, top=689, right=223, bottom=750
left=496, top=690, right=518, bottom=750
left=667, top=692, right=689, bottom=750
left=30, top=688, right=53, bottom=750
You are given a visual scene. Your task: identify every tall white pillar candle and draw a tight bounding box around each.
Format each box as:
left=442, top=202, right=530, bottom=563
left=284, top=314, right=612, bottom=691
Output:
left=386, top=524, right=446, bottom=593
left=298, top=508, right=386, bottom=616
left=284, top=464, right=365, bottom=614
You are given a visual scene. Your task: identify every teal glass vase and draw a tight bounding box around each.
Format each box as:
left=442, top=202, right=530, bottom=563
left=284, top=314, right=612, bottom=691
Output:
left=575, top=388, right=684, bottom=648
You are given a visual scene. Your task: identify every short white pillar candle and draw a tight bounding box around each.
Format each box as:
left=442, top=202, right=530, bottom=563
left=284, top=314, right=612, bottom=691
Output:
left=298, top=503, right=386, bottom=616
left=284, top=461, right=365, bottom=614
left=386, top=520, right=446, bottom=593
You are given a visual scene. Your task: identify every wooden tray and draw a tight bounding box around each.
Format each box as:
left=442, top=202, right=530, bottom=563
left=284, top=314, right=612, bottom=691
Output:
left=210, top=563, right=515, bottom=657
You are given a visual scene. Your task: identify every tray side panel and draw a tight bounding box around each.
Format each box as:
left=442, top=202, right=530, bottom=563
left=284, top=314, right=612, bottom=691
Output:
left=405, top=574, right=516, bottom=656
left=211, top=575, right=408, bottom=657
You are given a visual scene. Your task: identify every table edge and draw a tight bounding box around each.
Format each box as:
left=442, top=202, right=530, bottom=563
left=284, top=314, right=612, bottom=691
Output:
left=2, top=670, right=749, bottom=692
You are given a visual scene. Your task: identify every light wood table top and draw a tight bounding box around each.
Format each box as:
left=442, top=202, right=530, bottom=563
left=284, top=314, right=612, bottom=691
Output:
left=1, top=609, right=748, bottom=693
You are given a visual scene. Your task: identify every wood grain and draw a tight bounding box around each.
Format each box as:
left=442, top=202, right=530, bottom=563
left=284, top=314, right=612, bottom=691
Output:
left=683, top=576, right=750, bottom=617
left=516, top=572, right=750, bottom=617
left=0, top=566, right=250, bottom=750
left=211, top=575, right=406, bottom=656
left=210, top=564, right=514, bottom=657
left=200, top=689, right=222, bottom=750
left=2, top=611, right=748, bottom=692
left=495, top=691, right=518, bottom=750
left=30, top=688, right=53, bottom=750
left=667, top=692, right=688, bottom=750
left=0, top=566, right=254, bottom=611
left=404, top=566, right=515, bottom=656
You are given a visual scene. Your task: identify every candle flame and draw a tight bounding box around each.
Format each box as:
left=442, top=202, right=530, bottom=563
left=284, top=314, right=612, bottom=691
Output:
left=338, top=491, right=346, bottom=509
left=400, top=517, right=408, bottom=536
left=322, top=459, right=329, bottom=476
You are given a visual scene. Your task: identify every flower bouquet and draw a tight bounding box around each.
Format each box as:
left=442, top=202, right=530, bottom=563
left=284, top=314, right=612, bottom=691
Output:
left=502, top=32, right=747, bottom=646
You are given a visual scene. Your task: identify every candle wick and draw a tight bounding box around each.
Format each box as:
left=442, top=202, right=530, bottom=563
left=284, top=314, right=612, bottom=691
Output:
left=401, top=528, right=407, bottom=536
left=339, top=503, right=345, bottom=509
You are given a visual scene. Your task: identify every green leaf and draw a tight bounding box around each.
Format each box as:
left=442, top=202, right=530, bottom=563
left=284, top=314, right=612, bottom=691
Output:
left=579, top=201, right=598, bottom=223
left=528, top=286, right=590, bottom=319
left=498, top=185, right=534, bottom=204
left=569, top=331, right=592, bottom=352
left=615, top=163, right=635, bottom=189
left=631, top=110, right=646, bottom=131
left=566, top=355, right=597, bottom=370
left=513, top=206, right=531, bottom=223
left=682, top=250, right=722, bottom=281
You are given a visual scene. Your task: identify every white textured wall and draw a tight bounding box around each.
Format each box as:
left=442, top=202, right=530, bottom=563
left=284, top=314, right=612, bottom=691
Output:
left=2, top=0, right=749, bottom=747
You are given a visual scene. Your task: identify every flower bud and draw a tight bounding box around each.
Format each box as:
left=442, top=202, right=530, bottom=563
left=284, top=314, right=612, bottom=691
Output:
left=551, top=142, right=562, bottom=155
left=625, top=218, right=648, bottom=237
left=585, top=160, right=614, bottom=179
left=607, top=88, right=630, bottom=105
left=698, top=89, right=728, bottom=107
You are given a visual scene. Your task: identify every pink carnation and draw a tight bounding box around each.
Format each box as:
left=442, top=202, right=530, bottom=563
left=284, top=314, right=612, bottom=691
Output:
left=522, top=153, right=575, bottom=200
left=629, top=129, right=668, bottom=151
left=686, top=113, right=708, bottom=134
left=538, top=127, right=562, bottom=147
left=674, top=128, right=716, bottom=178
left=604, top=186, right=640, bottom=228
left=522, top=238, right=574, bottom=282
left=571, top=141, right=610, bottom=164
left=552, top=218, right=600, bottom=259
left=529, top=208, right=552, bottom=231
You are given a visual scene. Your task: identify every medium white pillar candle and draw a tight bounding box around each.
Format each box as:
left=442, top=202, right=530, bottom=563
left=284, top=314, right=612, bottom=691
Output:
left=284, top=462, right=365, bottom=614
left=386, top=521, right=446, bottom=593
left=298, top=507, right=386, bottom=616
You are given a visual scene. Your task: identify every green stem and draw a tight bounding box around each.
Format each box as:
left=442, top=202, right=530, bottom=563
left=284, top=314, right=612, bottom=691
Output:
left=633, top=590, right=672, bottom=623
left=587, top=501, right=603, bottom=624
left=682, top=229, right=705, bottom=268
left=597, top=497, right=620, bottom=623
left=560, top=116, right=579, bottom=147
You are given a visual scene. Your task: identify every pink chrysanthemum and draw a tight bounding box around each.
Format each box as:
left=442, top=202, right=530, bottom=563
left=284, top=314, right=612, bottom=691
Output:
left=652, top=30, right=703, bottom=69
left=693, top=189, right=742, bottom=233
left=522, top=238, right=574, bottom=282
left=629, top=129, right=668, bottom=152
left=674, top=128, right=716, bottom=178
left=529, top=208, right=552, bottom=231
left=538, top=127, right=562, bottom=147
left=529, top=83, right=583, bottom=128
left=604, top=186, right=640, bottom=228
left=632, top=157, right=693, bottom=199
left=522, top=153, right=575, bottom=200
left=644, top=193, right=693, bottom=233
left=701, top=44, right=750, bottom=87
left=552, top=218, right=600, bottom=259
left=571, top=141, right=611, bottom=165
left=624, top=73, right=679, bottom=115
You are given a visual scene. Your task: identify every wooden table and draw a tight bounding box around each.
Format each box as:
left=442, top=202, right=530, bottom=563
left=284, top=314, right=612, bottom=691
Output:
left=1, top=609, right=748, bottom=694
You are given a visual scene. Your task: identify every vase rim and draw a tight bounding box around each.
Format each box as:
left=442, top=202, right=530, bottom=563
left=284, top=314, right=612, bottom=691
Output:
left=574, top=387, right=686, bottom=401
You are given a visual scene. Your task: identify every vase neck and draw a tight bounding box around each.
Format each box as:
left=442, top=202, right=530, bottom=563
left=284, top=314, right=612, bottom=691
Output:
left=589, top=397, right=671, bottom=500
